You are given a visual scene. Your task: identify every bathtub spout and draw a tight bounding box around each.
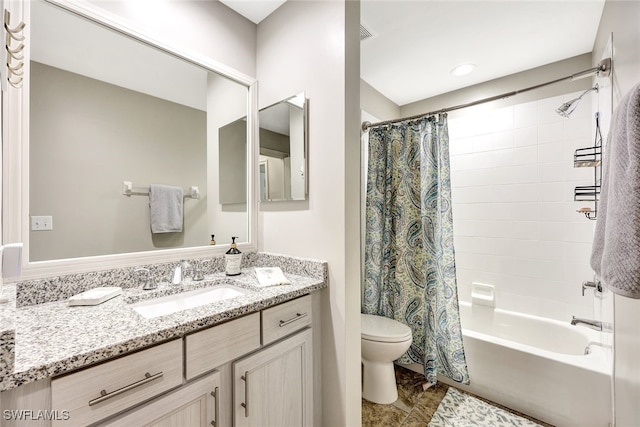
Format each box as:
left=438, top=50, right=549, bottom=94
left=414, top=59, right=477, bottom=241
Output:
left=570, top=316, right=602, bottom=331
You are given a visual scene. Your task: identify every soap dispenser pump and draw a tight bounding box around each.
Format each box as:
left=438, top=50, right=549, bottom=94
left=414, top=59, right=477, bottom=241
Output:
left=225, top=236, right=242, bottom=276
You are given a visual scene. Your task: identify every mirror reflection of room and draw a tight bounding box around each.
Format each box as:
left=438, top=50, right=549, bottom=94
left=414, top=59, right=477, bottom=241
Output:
left=218, top=92, right=307, bottom=204
left=28, top=0, right=249, bottom=262
left=258, top=92, right=306, bottom=202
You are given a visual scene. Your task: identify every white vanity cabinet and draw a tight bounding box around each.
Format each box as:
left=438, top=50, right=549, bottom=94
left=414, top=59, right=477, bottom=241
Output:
left=100, top=371, right=220, bottom=427
left=233, top=328, right=313, bottom=427
left=51, top=339, right=183, bottom=427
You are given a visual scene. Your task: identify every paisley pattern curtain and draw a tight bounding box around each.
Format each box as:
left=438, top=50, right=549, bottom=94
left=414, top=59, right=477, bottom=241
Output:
left=363, top=114, right=469, bottom=385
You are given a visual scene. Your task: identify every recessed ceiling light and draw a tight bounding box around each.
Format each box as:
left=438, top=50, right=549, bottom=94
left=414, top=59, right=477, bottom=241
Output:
left=451, top=63, right=476, bottom=76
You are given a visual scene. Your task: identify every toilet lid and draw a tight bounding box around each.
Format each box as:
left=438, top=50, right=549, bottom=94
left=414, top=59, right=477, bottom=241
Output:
left=361, top=314, right=412, bottom=343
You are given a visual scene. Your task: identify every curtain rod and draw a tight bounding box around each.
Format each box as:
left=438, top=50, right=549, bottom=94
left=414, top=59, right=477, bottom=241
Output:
left=361, top=58, right=611, bottom=132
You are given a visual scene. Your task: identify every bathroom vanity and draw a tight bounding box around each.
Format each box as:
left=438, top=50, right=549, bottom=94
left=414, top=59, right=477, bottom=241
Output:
left=0, top=254, right=326, bottom=426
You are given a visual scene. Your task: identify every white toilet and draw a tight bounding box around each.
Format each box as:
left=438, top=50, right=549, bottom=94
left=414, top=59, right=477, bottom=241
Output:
left=361, top=313, right=413, bottom=404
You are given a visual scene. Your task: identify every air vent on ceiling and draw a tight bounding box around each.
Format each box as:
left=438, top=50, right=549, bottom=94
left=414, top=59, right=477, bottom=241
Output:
left=360, top=24, right=374, bottom=41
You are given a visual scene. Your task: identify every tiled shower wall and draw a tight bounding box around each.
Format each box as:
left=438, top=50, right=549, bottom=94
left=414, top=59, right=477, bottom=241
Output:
left=449, top=92, right=597, bottom=321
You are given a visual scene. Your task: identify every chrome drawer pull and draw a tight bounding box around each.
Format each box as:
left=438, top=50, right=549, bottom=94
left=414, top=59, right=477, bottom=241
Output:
left=241, top=371, right=249, bottom=417
left=211, top=386, right=219, bottom=427
left=278, top=312, right=308, bottom=327
left=88, top=371, right=164, bottom=406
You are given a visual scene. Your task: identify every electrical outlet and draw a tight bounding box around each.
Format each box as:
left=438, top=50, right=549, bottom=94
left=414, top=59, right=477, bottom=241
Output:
left=31, top=215, right=53, bottom=231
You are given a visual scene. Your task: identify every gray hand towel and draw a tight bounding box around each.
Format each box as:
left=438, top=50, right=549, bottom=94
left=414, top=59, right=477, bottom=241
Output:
left=590, top=82, right=640, bottom=298
left=149, top=184, right=183, bottom=233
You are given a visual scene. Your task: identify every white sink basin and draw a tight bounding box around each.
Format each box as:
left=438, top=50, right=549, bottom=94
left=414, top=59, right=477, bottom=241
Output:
left=131, top=284, right=249, bottom=319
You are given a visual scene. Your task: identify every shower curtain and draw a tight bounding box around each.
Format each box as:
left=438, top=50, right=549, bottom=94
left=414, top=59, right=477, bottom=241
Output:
left=363, top=114, right=469, bottom=385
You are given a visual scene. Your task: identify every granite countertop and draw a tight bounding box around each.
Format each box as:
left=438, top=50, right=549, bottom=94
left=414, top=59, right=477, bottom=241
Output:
left=0, top=266, right=326, bottom=391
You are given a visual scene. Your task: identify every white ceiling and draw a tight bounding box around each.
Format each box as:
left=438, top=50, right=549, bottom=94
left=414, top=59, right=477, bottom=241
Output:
left=361, top=0, right=606, bottom=106
left=219, top=0, right=286, bottom=24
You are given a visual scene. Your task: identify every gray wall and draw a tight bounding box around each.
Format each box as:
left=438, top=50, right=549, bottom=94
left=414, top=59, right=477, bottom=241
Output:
left=30, top=62, right=208, bottom=261
left=593, top=1, right=640, bottom=425
left=360, top=79, right=400, bottom=121
left=256, top=1, right=362, bottom=425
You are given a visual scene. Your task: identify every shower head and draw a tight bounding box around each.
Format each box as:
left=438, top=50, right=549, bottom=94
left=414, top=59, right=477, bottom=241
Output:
left=556, top=84, right=599, bottom=118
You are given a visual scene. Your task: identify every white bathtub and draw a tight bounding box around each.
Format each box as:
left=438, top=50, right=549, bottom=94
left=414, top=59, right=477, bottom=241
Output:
left=407, top=302, right=612, bottom=427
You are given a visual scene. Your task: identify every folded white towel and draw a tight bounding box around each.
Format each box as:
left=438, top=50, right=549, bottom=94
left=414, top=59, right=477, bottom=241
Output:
left=254, top=267, right=291, bottom=287
left=149, top=184, right=183, bottom=233
left=590, top=82, right=640, bottom=298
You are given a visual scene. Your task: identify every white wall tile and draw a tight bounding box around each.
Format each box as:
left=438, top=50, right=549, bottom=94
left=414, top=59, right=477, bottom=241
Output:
left=512, top=240, right=539, bottom=259
left=564, top=117, right=592, bottom=141
left=448, top=92, right=595, bottom=320
left=491, top=148, right=515, bottom=168
left=538, top=142, right=565, bottom=164
left=491, top=166, right=515, bottom=185
left=454, top=153, right=475, bottom=171
left=492, top=130, right=515, bottom=150
left=451, top=136, right=474, bottom=155
left=485, top=106, right=514, bottom=134
left=515, top=101, right=537, bottom=128
left=538, top=182, right=565, bottom=202
left=538, top=202, right=565, bottom=222
left=512, top=203, right=539, bottom=221
left=514, top=145, right=538, bottom=165
left=492, top=184, right=517, bottom=203
left=490, top=203, right=515, bottom=220
left=563, top=221, right=596, bottom=243
left=537, top=221, right=565, bottom=242
left=453, top=186, right=492, bottom=204
left=563, top=241, right=593, bottom=263
left=472, top=134, right=493, bottom=152
left=513, top=183, right=539, bottom=202
left=473, top=151, right=494, bottom=169
left=514, top=164, right=538, bottom=183
left=538, top=163, right=565, bottom=182
left=452, top=169, right=492, bottom=188
left=515, top=126, right=537, bottom=147
left=538, top=241, right=565, bottom=261
left=513, top=221, right=539, bottom=240
left=538, top=122, right=564, bottom=144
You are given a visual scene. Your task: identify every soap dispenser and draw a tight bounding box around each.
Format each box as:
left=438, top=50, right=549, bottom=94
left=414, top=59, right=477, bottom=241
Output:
left=210, top=234, right=216, bottom=245
left=225, top=236, right=242, bottom=276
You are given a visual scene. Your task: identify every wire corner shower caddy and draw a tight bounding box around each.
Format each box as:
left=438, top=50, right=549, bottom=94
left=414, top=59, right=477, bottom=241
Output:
left=573, top=112, right=603, bottom=220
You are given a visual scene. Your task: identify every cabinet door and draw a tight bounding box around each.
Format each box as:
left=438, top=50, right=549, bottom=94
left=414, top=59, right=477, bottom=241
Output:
left=101, top=371, right=220, bottom=427
left=233, top=328, right=312, bottom=427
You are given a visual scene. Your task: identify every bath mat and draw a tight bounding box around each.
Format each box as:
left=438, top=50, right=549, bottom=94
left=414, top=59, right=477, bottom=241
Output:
left=428, top=388, right=542, bottom=427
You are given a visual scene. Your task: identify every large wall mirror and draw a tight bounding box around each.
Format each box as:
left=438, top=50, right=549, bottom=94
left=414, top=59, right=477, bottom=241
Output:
left=219, top=93, right=308, bottom=203
left=5, top=0, right=258, bottom=276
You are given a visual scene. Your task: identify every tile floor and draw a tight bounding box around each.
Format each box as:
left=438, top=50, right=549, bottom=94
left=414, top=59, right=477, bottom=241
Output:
left=362, top=365, right=552, bottom=427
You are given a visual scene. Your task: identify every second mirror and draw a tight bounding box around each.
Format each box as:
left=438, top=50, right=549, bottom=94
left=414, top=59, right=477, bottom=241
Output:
left=258, top=92, right=307, bottom=202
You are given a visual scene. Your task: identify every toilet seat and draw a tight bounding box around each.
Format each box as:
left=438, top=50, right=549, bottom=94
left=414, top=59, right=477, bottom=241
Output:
left=361, top=313, right=412, bottom=343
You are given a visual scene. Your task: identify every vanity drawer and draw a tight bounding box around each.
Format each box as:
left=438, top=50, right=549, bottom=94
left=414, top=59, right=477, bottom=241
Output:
left=51, top=339, right=183, bottom=427
left=185, top=312, right=260, bottom=380
left=262, top=294, right=312, bottom=345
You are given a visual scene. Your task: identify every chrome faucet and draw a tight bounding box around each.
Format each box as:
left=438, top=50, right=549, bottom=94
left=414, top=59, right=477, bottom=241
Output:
left=581, top=280, right=602, bottom=296
left=172, top=260, right=192, bottom=285
left=134, top=267, right=157, bottom=290
left=571, top=316, right=603, bottom=331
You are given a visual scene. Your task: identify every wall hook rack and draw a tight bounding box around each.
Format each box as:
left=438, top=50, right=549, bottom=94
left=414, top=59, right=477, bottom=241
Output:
left=3, top=9, right=25, bottom=89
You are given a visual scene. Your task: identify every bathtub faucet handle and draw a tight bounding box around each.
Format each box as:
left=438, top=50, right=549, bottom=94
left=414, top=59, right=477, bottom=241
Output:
left=581, top=280, right=602, bottom=296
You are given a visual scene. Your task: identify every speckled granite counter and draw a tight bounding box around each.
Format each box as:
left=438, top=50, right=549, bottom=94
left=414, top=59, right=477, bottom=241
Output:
left=0, top=253, right=327, bottom=392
